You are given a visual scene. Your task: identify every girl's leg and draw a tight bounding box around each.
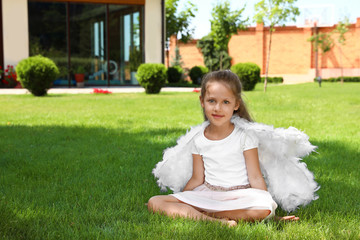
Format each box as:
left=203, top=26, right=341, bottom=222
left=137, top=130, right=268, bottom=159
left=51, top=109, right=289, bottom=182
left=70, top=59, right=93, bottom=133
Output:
left=210, top=209, right=271, bottom=222
left=209, top=210, right=299, bottom=222
left=147, top=195, right=237, bottom=226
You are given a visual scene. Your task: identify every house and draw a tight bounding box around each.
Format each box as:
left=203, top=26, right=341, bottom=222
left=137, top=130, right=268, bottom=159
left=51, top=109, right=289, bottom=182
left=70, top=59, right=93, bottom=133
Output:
left=1, top=0, right=165, bottom=87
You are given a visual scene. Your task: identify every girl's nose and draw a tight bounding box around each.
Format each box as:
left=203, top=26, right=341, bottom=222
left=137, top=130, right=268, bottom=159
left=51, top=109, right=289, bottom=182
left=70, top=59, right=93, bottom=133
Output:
left=214, top=103, right=221, bottom=111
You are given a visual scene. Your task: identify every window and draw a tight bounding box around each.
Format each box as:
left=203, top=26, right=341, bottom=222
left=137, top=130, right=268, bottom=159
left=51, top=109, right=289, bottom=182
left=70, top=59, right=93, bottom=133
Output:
left=28, top=1, right=143, bottom=86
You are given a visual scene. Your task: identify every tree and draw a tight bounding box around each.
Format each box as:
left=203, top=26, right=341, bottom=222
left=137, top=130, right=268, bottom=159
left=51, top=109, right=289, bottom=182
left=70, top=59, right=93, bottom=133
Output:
left=308, top=27, right=334, bottom=87
left=209, top=0, right=247, bottom=70
left=254, top=0, right=299, bottom=92
left=165, top=0, right=197, bottom=67
left=165, top=0, right=197, bottom=43
left=333, top=17, right=350, bottom=84
left=196, top=34, right=232, bottom=71
left=170, top=46, right=184, bottom=67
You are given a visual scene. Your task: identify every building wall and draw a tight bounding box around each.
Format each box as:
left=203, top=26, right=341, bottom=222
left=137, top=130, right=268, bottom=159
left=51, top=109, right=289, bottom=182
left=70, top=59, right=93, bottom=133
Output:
left=167, top=37, right=204, bottom=69
left=170, top=18, right=360, bottom=83
left=2, top=0, right=29, bottom=68
left=319, top=25, right=360, bottom=68
left=145, top=0, right=163, bottom=63
left=1, top=0, right=164, bottom=68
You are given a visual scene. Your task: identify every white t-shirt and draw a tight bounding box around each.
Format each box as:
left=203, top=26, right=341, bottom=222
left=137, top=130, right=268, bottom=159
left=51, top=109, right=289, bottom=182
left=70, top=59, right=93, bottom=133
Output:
left=191, top=125, right=259, bottom=188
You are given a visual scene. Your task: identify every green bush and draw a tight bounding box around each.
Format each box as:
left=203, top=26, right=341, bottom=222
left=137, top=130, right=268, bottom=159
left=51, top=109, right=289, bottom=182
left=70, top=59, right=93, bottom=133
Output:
left=260, top=76, right=284, bottom=83
left=16, top=55, right=59, bottom=96
left=136, top=63, right=167, bottom=94
left=343, top=76, right=360, bottom=82
left=167, top=66, right=183, bottom=83
left=189, top=66, right=209, bottom=84
left=231, top=62, right=260, bottom=91
left=314, top=76, right=360, bottom=82
left=199, top=66, right=209, bottom=75
left=166, top=81, right=198, bottom=87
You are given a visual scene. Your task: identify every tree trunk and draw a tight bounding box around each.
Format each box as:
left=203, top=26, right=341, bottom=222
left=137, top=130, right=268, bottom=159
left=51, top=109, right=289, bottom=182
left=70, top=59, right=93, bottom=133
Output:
left=314, top=24, right=319, bottom=80
left=166, top=50, right=169, bottom=68
left=264, top=28, right=273, bottom=92
left=339, top=46, right=344, bottom=84
left=314, top=25, right=321, bottom=87
left=220, top=52, right=223, bottom=70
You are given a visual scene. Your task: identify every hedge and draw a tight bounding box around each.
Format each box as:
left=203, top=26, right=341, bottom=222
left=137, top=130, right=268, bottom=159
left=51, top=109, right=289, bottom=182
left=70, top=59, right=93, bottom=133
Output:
left=314, top=76, right=360, bottom=82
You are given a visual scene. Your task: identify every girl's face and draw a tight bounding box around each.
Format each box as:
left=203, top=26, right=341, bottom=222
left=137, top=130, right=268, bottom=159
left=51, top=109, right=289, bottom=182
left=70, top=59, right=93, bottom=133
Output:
left=200, top=81, right=239, bottom=127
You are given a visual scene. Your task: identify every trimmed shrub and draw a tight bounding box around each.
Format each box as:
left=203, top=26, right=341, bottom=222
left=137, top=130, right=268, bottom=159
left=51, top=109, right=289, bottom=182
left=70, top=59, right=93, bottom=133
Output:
left=167, top=66, right=183, bottom=83
left=343, top=76, right=360, bottom=82
left=189, top=66, right=209, bottom=84
left=136, top=63, right=167, bottom=94
left=314, top=76, right=360, bottom=82
left=199, top=66, right=209, bottom=75
left=260, top=76, right=284, bottom=83
left=231, top=62, right=260, bottom=91
left=16, top=55, right=59, bottom=96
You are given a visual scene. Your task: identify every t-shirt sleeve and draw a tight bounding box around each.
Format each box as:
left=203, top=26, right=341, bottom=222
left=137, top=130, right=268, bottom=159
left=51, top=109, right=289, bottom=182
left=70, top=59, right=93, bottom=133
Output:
left=190, top=138, right=200, bottom=155
left=243, top=130, right=259, bottom=151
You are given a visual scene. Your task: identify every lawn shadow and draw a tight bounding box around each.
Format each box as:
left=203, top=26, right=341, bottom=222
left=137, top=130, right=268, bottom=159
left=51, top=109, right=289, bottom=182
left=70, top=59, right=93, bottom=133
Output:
left=0, top=124, right=185, bottom=238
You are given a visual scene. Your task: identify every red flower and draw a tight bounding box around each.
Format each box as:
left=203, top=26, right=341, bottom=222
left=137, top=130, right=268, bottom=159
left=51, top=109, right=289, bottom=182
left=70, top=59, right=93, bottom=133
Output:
left=192, top=88, right=200, bottom=93
left=93, top=88, right=112, bottom=94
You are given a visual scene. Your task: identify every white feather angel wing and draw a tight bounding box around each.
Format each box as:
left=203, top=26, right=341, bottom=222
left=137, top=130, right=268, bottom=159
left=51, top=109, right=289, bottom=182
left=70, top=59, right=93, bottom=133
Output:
left=152, top=121, right=208, bottom=193
left=152, top=117, right=319, bottom=212
left=232, top=118, right=319, bottom=212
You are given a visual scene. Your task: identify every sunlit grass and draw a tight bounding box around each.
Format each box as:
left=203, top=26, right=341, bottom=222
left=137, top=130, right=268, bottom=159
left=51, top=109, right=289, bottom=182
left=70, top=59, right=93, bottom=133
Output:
left=0, top=82, right=359, bottom=239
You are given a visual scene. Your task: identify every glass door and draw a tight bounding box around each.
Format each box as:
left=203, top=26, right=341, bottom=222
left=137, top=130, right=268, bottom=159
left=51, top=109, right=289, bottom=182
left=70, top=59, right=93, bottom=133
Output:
left=28, top=1, right=144, bottom=87
left=109, top=5, right=142, bottom=85
left=28, top=1, right=67, bottom=86
left=0, top=0, right=3, bottom=76
left=69, top=3, right=107, bottom=86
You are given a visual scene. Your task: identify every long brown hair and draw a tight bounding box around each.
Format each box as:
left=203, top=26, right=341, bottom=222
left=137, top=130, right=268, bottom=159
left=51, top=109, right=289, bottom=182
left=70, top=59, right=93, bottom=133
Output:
left=200, top=70, right=253, bottom=122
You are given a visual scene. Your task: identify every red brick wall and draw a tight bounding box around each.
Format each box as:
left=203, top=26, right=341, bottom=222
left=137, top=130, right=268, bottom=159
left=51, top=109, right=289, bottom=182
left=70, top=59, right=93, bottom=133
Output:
left=319, top=23, right=360, bottom=69
left=166, top=36, right=205, bottom=69
left=166, top=18, right=360, bottom=77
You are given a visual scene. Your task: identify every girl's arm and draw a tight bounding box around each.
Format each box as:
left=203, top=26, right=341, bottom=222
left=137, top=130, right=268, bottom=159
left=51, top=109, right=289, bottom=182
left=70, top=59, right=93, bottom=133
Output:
left=182, top=154, right=205, bottom=191
left=244, top=148, right=267, bottom=191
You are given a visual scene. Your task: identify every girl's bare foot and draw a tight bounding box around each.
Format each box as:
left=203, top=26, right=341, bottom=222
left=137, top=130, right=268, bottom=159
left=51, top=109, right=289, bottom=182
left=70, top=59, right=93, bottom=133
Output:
left=274, top=215, right=299, bottom=222
left=219, top=218, right=237, bottom=227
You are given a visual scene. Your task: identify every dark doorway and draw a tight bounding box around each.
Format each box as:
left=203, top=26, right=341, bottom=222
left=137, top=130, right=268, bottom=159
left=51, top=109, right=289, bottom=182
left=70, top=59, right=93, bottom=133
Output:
left=0, top=0, right=4, bottom=74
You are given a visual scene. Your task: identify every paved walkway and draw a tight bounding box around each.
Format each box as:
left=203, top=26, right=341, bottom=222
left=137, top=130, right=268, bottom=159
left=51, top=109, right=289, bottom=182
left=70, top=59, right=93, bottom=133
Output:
left=0, top=86, right=199, bottom=95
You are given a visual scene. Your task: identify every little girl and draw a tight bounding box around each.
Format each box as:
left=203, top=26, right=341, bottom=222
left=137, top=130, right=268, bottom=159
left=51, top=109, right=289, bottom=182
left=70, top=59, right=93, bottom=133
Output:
left=148, top=70, right=318, bottom=226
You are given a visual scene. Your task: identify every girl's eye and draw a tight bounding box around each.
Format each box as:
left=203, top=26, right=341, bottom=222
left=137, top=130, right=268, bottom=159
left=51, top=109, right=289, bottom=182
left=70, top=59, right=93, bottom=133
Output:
left=224, top=100, right=230, bottom=104
left=208, top=99, right=215, bottom=103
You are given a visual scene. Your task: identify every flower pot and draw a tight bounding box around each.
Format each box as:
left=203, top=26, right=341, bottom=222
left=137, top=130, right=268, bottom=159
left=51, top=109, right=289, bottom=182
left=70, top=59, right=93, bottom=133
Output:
left=76, top=82, right=84, bottom=87
left=75, top=73, right=85, bottom=88
left=15, top=81, right=23, bottom=88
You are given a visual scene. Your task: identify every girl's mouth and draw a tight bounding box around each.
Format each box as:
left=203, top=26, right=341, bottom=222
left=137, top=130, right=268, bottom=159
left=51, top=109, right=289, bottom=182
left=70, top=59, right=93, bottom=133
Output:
left=212, top=114, right=224, bottom=118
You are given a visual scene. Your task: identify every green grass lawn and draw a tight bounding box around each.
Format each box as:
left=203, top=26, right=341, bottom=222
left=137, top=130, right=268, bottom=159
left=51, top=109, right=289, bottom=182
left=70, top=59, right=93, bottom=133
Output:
left=0, top=82, right=359, bottom=239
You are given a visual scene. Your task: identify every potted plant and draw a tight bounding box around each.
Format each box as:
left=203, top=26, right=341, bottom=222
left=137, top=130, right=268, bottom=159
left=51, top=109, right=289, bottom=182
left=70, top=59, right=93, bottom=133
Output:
left=74, top=66, right=86, bottom=87
left=0, top=66, right=3, bottom=88
left=2, top=65, right=18, bottom=88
